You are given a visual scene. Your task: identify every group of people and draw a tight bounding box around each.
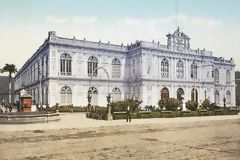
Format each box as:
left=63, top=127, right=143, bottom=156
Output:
left=1, top=99, right=8, bottom=112
left=1, top=99, right=15, bottom=112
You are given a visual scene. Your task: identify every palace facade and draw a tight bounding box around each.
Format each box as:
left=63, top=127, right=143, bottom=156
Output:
left=15, top=27, right=236, bottom=107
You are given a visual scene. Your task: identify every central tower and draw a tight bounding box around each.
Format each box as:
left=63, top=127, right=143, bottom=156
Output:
left=166, top=27, right=190, bottom=52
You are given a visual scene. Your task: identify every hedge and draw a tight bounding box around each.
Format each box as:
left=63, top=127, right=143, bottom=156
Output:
left=103, top=109, right=239, bottom=120
left=47, top=105, right=86, bottom=112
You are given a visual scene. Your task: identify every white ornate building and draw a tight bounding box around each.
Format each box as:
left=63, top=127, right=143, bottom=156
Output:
left=15, top=27, right=236, bottom=107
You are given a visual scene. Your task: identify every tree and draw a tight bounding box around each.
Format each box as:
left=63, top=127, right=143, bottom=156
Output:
left=201, top=99, right=211, bottom=110
left=158, top=98, right=180, bottom=111
left=110, top=99, right=142, bottom=112
left=186, top=100, right=198, bottom=111
left=0, top=64, right=18, bottom=104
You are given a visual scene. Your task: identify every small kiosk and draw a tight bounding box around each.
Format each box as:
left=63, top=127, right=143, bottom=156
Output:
left=20, top=89, right=32, bottom=112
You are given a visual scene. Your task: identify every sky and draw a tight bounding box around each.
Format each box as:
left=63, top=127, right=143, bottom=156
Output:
left=0, top=0, right=240, bottom=73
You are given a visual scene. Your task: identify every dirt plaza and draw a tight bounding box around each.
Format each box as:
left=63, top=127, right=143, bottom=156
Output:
left=0, top=113, right=240, bottom=160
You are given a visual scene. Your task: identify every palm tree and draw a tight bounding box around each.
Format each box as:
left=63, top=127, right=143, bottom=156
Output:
left=0, top=64, right=18, bottom=104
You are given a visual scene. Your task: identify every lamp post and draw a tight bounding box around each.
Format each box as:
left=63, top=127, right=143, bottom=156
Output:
left=204, top=90, right=207, bottom=100
left=223, top=97, right=226, bottom=109
left=88, top=67, right=112, bottom=120
left=106, top=93, right=112, bottom=120
left=87, top=91, right=92, bottom=112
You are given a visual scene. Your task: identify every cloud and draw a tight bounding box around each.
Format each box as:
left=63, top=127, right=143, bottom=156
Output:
left=190, top=16, right=222, bottom=29
left=72, top=16, right=98, bottom=24
left=116, top=13, right=222, bottom=35
left=118, top=17, right=159, bottom=32
left=177, top=13, right=222, bottom=30
left=45, top=16, right=69, bottom=24
left=45, top=15, right=98, bottom=24
left=1, top=13, right=238, bottom=72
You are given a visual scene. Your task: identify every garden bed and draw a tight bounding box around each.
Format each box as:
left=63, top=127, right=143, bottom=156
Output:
left=87, top=106, right=239, bottom=120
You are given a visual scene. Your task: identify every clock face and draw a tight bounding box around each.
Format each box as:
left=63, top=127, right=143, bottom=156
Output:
left=175, top=38, right=184, bottom=51
left=176, top=38, right=183, bottom=45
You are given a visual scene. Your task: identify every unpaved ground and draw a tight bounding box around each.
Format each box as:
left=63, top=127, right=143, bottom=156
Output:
left=0, top=119, right=240, bottom=160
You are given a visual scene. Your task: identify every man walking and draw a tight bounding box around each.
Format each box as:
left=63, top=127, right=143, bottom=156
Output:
left=126, top=105, right=131, bottom=122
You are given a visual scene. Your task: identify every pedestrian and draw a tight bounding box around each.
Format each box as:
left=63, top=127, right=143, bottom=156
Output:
left=16, top=101, right=20, bottom=112
left=126, top=105, right=132, bottom=122
left=1, top=99, right=5, bottom=108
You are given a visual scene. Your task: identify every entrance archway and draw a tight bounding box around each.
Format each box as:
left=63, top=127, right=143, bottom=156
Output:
left=191, top=88, right=198, bottom=102
left=177, top=88, right=184, bottom=100
left=161, top=87, right=169, bottom=99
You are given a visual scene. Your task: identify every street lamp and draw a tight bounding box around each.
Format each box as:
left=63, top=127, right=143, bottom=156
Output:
left=87, top=67, right=112, bottom=120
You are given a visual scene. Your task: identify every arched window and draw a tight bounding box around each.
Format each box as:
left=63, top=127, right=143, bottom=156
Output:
left=112, top=87, right=121, bottom=101
left=60, top=86, right=72, bottom=105
left=214, top=69, right=219, bottom=83
left=177, top=88, right=184, bottom=100
left=88, top=87, right=98, bottom=106
left=60, top=53, right=72, bottom=76
left=226, top=70, right=231, bottom=84
left=191, top=88, right=198, bottom=102
left=88, top=56, right=98, bottom=77
left=214, top=90, right=220, bottom=105
left=161, top=87, right=169, bottom=99
left=190, top=62, right=197, bottom=79
left=161, top=58, right=169, bottom=78
left=176, top=59, right=184, bottom=78
left=226, top=90, right=231, bottom=104
left=112, top=58, right=121, bottom=78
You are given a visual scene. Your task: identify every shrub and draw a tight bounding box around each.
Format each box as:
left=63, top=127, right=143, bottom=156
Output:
left=209, top=103, right=221, bottom=111
left=73, top=106, right=86, bottom=112
left=110, top=99, right=142, bottom=112
left=186, top=100, right=198, bottom=111
left=88, top=107, right=108, bottom=120
left=151, top=111, right=161, bottom=118
left=191, top=111, right=199, bottom=116
left=158, top=98, right=180, bottom=111
left=145, top=105, right=157, bottom=111
left=95, top=106, right=107, bottom=114
left=158, top=99, right=165, bottom=110
left=201, top=99, right=210, bottom=110
left=172, top=111, right=181, bottom=117
left=160, top=111, right=174, bottom=118
left=48, top=105, right=86, bottom=112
